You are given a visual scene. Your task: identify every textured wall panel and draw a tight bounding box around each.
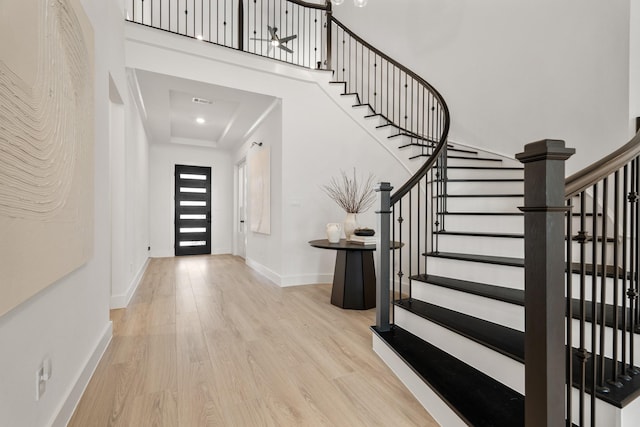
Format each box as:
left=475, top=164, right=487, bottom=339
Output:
left=0, top=0, right=94, bottom=316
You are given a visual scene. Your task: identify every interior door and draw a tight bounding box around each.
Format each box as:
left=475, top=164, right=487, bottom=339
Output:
left=175, top=164, right=212, bottom=256
left=237, top=161, right=247, bottom=258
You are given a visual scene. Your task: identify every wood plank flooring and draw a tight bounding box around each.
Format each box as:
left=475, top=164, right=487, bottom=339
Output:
left=68, top=255, right=438, bottom=426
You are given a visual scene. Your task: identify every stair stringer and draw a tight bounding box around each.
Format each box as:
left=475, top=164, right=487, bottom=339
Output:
left=314, top=74, right=426, bottom=176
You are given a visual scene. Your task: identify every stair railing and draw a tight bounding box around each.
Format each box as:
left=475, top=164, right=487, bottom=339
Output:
left=519, top=122, right=640, bottom=427
left=126, top=0, right=330, bottom=69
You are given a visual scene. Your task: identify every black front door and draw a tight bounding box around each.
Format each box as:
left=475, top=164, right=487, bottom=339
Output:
left=174, top=164, right=212, bottom=256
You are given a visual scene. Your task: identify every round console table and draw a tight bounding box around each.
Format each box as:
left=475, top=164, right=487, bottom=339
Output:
left=308, top=239, right=381, bottom=310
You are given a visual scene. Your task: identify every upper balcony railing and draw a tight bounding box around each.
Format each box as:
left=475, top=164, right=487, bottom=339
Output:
left=125, top=0, right=449, bottom=164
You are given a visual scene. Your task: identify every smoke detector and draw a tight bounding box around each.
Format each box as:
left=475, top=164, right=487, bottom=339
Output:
left=192, top=97, right=212, bottom=105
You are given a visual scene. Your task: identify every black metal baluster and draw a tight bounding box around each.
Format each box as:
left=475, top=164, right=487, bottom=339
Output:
left=398, top=200, right=403, bottom=300
left=600, top=177, right=612, bottom=390
left=610, top=170, right=623, bottom=387
left=566, top=198, right=573, bottom=427
left=409, top=189, right=413, bottom=286
left=392, top=205, right=396, bottom=323
left=576, top=192, right=588, bottom=427
left=635, top=156, right=640, bottom=331
left=622, top=165, right=631, bottom=379
left=630, top=159, right=640, bottom=376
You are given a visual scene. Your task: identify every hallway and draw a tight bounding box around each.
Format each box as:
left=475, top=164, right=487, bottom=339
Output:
left=69, top=255, right=437, bottom=426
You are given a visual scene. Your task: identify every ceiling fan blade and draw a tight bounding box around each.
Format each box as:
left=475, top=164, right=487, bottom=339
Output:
left=278, top=44, right=294, bottom=54
left=278, top=35, right=297, bottom=44
left=249, top=38, right=271, bottom=41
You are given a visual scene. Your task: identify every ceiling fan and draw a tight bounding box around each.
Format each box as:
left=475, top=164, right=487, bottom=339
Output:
left=250, top=26, right=297, bottom=54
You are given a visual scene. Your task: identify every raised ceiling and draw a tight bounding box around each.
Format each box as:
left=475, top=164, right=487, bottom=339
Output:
left=130, top=68, right=277, bottom=149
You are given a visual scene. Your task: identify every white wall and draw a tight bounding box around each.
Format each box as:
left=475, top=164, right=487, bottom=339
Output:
left=0, top=0, right=124, bottom=425
left=333, top=0, right=632, bottom=174
left=149, top=143, right=234, bottom=257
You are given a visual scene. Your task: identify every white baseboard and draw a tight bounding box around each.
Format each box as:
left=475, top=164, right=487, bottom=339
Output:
left=280, top=273, right=333, bottom=287
left=110, top=257, right=149, bottom=309
left=50, top=321, right=113, bottom=427
left=245, top=258, right=332, bottom=287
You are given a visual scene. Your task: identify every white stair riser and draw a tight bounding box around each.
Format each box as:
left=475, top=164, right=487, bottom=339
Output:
left=570, top=240, right=616, bottom=264
left=442, top=196, right=522, bottom=213
left=569, top=273, right=626, bottom=306
left=434, top=234, right=615, bottom=263
left=410, top=280, right=524, bottom=331
left=436, top=234, right=524, bottom=258
left=447, top=158, right=504, bottom=167
left=445, top=181, right=523, bottom=195
left=442, top=214, right=524, bottom=233
left=447, top=168, right=523, bottom=180
left=395, top=307, right=524, bottom=393
left=568, top=386, right=625, bottom=427
left=427, top=256, right=524, bottom=288
left=569, top=318, right=640, bottom=363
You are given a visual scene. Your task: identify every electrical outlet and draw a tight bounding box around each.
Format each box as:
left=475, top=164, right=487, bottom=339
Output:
left=35, top=357, right=52, bottom=401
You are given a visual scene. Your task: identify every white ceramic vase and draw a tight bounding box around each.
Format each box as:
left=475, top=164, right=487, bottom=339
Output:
left=343, top=212, right=358, bottom=240
left=326, top=223, right=342, bottom=243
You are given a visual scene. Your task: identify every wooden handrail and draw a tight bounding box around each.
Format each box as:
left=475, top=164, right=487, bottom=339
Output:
left=327, top=16, right=450, bottom=204
left=565, top=128, right=640, bottom=198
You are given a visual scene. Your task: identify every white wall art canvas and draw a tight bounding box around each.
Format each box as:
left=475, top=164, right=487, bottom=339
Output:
left=0, top=0, right=94, bottom=316
left=248, top=146, right=270, bottom=234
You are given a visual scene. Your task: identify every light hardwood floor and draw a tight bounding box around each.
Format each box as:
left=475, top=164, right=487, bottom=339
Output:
left=69, top=255, right=439, bottom=426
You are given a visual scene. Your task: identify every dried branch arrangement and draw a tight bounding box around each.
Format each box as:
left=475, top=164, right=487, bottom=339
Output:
left=322, top=169, right=376, bottom=213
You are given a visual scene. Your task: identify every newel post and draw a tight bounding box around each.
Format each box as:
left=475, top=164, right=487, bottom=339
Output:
left=375, top=182, right=393, bottom=331
left=516, top=140, right=575, bottom=427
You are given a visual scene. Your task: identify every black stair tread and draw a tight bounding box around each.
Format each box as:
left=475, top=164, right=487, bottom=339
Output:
left=436, top=193, right=523, bottom=198
left=439, top=211, right=601, bottom=217
left=372, top=325, right=524, bottom=427
left=446, top=147, right=478, bottom=155
left=392, top=300, right=640, bottom=408
left=363, top=113, right=383, bottom=118
left=398, top=142, right=435, bottom=149
left=570, top=262, right=626, bottom=279
left=444, top=178, right=524, bottom=182
left=411, top=274, right=524, bottom=306
left=434, top=230, right=524, bottom=238
left=448, top=166, right=523, bottom=170
left=427, top=251, right=525, bottom=267
left=388, top=132, right=438, bottom=144
left=411, top=273, right=638, bottom=332
left=448, top=155, right=502, bottom=162
left=396, top=298, right=524, bottom=362
left=437, top=211, right=523, bottom=216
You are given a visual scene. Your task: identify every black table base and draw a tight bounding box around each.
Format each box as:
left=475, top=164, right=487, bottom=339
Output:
left=331, top=250, right=376, bottom=310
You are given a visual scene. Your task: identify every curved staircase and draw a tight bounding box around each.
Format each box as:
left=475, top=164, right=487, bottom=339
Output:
left=126, top=1, right=640, bottom=425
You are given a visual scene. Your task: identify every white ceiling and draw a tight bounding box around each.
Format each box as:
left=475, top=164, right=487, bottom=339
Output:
left=130, top=68, right=277, bottom=149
